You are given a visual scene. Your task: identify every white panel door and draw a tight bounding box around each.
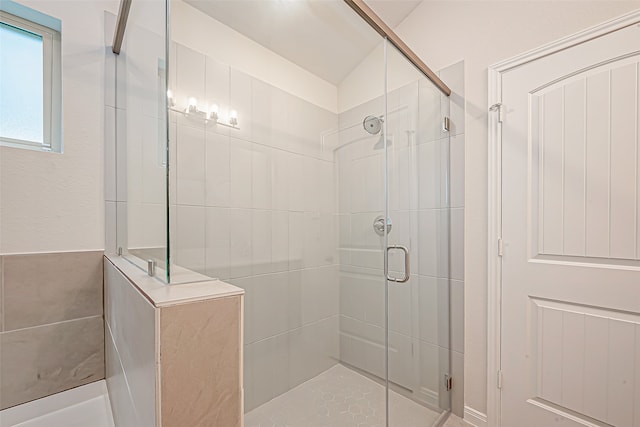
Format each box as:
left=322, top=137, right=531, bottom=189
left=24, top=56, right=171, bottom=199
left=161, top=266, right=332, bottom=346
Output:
left=500, top=21, right=640, bottom=427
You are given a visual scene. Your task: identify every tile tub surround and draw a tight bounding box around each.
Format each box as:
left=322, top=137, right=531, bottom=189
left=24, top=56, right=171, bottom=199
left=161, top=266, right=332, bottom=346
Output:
left=0, top=251, right=105, bottom=410
left=104, top=255, right=244, bottom=427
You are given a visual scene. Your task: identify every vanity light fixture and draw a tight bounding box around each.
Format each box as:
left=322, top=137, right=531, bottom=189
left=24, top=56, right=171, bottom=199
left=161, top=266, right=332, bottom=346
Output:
left=168, top=93, right=239, bottom=129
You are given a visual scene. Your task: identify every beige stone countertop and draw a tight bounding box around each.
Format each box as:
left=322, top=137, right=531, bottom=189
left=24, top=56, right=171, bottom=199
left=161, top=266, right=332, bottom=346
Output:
left=106, top=255, right=244, bottom=308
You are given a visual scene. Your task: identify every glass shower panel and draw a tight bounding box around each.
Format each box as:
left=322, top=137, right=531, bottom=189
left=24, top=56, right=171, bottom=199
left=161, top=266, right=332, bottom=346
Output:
left=334, top=43, right=389, bottom=425
left=164, top=1, right=452, bottom=425
left=385, top=42, right=452, bottom=425
left=167, top=1, right=391, bottom=424
left=115, top=0, right=168, bottom=281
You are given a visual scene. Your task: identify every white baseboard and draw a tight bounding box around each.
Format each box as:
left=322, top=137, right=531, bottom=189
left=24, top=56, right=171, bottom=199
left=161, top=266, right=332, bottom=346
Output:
left=464, top=406, right=488, bottom=427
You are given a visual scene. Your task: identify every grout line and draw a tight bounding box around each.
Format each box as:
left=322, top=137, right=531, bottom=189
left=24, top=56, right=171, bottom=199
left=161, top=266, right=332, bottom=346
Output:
left=583, top=78, right=588, bottom=256
left=634, top=63, right=640, bottom=260
left=3, top=315, right=103, bottom=335
left=561, top=86, right=565, bottom=255
left=608, top=70, right=612, bottom=257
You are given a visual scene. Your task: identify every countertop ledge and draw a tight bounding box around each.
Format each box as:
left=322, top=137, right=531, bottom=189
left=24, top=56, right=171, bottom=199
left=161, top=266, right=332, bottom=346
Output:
left=105, top=255, right=244, bottom=308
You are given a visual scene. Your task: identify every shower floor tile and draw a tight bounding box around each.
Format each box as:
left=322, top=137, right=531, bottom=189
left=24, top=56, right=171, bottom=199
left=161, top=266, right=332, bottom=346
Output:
left=245, top=364, right=442, bottom=427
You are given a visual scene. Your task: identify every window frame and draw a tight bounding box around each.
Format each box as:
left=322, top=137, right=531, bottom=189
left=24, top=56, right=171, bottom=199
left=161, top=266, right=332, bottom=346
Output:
left=0, top=11, right=62, bottom=152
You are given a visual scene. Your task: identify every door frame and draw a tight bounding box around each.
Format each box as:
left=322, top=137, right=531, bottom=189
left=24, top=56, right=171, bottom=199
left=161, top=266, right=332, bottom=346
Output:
left=486, top=9, right=640, bottom=427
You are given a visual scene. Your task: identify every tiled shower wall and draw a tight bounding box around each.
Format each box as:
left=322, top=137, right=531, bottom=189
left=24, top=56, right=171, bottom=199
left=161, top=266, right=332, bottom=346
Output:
left=0, top=251, right=105, bottom=410
left=169, top=42, right=340, bottom=411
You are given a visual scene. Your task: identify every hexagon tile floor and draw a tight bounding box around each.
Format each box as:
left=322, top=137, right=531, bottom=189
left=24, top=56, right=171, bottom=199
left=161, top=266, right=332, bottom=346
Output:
left=245, top=364, right=443, bottom=427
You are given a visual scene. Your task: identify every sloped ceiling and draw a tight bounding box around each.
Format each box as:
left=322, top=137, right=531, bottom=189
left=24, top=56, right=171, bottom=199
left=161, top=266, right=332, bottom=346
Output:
left=183, top=0, right=421, bottom=85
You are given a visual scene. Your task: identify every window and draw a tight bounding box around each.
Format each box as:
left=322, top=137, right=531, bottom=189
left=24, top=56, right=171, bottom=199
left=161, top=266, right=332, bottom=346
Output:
left=0, top=6, right=61, bottom=152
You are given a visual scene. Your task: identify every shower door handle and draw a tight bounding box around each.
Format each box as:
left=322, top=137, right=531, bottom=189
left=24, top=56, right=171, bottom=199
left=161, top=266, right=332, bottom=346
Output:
left=386, top=245, right=410, bottom=283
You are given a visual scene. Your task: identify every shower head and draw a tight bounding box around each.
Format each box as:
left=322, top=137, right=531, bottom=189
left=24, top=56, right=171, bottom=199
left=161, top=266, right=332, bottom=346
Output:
left=363, top=115, right=383, bottom=135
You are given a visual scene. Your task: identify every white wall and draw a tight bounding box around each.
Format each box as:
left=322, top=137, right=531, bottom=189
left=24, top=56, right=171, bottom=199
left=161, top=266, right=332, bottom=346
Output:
left=0, top=0, right=118, bottom=254
left=171, top=0, right=338, bottom=112
left=391, top=0, right=640, bottom=420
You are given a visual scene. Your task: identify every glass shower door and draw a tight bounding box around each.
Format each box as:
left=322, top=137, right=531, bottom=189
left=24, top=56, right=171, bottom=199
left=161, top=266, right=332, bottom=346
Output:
left=385, top=41, right=452, bottom=425
left=335, top=38, right=451, bottom=427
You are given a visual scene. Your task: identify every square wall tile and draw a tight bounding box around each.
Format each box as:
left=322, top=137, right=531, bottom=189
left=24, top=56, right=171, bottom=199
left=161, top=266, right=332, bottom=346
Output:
left=0, top=316, right=105, bottom=410
left=3, top=251, right=104, bottom=331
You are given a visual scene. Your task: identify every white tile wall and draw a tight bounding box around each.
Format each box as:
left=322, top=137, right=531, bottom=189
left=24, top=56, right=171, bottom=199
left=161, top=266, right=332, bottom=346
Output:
left=169, top=41, right=341, bottom=411
left=161, top=40, right=465, bottom=418
left=104, top=259, right=156, bottom=427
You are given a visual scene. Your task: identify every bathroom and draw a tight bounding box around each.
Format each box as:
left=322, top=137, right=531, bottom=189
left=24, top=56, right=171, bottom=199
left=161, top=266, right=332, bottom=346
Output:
left=0, top=0, right=639, bottom=426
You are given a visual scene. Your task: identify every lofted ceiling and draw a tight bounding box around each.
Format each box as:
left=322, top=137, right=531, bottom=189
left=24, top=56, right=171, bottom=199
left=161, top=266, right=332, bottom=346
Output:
left=182, top=0, right=422, bottom=85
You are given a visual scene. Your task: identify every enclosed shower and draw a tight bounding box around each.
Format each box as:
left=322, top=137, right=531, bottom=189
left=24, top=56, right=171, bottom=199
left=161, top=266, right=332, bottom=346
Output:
left=114, top=0, right=458, bottom=425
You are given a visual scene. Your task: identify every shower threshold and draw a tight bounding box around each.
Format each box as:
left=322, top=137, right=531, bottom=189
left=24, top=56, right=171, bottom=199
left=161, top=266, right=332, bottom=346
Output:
left=245, top=364, right=442, bottom=427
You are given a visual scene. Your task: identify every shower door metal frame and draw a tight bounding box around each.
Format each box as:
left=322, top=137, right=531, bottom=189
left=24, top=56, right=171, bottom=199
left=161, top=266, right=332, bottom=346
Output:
left=343, top=0, right=451, bottom=97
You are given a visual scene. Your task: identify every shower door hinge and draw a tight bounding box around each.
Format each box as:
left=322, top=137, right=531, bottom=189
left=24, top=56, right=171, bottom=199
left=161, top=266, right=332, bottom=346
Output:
left=498, top=238, right=504, bottom=256
left=442, top=116, right=451, bottom=132
left=445, top=374, right=452, bottom=391
left=497, top=370, right=503, bottom=389
left=490, top=103, right=504, bottom=123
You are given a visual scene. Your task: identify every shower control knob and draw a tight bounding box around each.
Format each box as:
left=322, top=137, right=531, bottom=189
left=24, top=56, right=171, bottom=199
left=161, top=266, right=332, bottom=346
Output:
left=373, top=215, right=392, bottom=236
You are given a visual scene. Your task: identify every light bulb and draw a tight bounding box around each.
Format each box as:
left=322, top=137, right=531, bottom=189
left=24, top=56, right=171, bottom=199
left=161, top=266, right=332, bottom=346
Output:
left=209, top=104, right=219, bottom=121
left=229, top=109, right=238, bottom=126
left=167, top=90, right=175, bottom=107
left=187, top=97, right=198, bottom=113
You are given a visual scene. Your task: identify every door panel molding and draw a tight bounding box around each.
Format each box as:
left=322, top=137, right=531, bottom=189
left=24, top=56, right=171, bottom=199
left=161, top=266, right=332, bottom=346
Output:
left=487, top=9, right=640, bottom=427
